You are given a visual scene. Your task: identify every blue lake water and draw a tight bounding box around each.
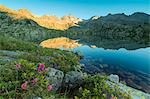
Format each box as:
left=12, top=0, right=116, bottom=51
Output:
left=62, top=45, right=150, bottom=92
left=73, top=45, right=150, bottom=74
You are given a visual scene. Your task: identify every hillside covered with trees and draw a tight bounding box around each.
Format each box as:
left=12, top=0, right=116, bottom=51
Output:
left=66, top=12, right=150, bottom=49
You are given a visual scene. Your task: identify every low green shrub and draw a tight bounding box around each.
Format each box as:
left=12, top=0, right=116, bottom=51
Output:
left=74, top=74, right=132, bottom=99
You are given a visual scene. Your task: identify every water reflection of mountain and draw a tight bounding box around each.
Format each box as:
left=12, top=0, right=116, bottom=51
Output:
left=79, top=39, right=149, bottom=50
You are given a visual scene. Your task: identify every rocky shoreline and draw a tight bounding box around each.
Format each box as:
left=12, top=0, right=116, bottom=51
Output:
left=46, top=68, right=150, bottom=99
left=1, top=49, right=150, bottom=99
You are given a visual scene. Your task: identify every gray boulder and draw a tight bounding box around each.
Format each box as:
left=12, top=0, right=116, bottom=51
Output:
left=109, top=74, right=119, bottom=83
left=47, top=68, right=64, bottom=91
left=64, top=71, right=87, bottom=88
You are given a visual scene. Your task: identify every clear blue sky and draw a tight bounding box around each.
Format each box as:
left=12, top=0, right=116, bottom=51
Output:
left=0, top=0, right=149, bottom=19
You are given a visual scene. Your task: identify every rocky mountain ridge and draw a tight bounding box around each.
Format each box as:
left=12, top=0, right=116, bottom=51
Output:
left=0, top=5, right=81, bottom=30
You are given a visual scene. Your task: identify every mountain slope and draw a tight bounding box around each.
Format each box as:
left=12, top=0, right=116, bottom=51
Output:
left=0, top=5, right=149, bottom=49
left=0, top=10, right=65, bottom=42
left=0, top=5, right=81, bottom=30
left=67, top=13, right=150, bottom=49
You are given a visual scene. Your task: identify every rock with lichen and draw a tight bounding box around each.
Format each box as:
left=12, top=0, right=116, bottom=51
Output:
left=109, top=74, right=119, bottom=83
left=47, top=68, right=64, bottom=91
left=64, top=71, right=87, bottom=88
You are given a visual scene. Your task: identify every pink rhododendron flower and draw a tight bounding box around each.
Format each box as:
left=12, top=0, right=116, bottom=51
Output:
left=32, top=78, right=38, bottom=84
left=37, top=63, right=45, bottom=71
left=16, top=64, right=21, bottom=70
left=47, top=85, right=53, bottom=91
left=45, top=68, right=49, bottom=72
left=21, top=82, right=27, bottom=90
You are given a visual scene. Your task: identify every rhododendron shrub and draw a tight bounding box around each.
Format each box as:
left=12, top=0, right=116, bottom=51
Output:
left=0, top=59, right=53, bottom=98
